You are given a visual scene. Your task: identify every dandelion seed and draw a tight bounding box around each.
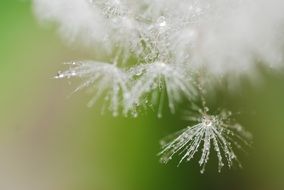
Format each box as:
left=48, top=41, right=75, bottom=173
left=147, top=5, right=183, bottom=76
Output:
left=159, top=108, right=252, bottom=173
left=55, top=61, right=130, bottom=116
left=55, top=71, right=64, bottom=79
left=125, top=62, right=197, bottom=117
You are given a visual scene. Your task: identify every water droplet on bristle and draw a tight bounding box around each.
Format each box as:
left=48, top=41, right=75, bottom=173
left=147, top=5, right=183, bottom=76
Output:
left=157, top=16, right=167, bottom=28
left=55, top=71, right=64, bottom=79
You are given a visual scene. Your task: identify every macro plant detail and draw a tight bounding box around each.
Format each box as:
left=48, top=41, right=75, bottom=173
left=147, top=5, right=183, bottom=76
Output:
left=55, top=61, right=130, bottom=116
left=32, top=0, right=284, bottom=172
left=159, top=108, right=252, bottom=173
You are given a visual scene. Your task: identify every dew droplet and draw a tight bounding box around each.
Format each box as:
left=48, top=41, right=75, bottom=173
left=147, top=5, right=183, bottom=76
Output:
left=204, top=107, right=209, bottom=112
left=157, top=16, right=167, bottom=27
left=70, top=70, right=77, bottom=76
left=55, top=71, right=64, bottom=79
left=135, top=70, right=143, bottom=76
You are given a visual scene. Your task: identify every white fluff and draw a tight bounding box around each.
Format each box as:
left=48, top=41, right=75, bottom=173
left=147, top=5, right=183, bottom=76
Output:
left=33, top=0, right=284, bottom=76
left=32, top=0, right=284, bottom=115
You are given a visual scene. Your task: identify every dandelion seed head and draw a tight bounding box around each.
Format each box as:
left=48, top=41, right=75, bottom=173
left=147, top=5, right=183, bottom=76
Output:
left=32, top=0, right=267, bottom=171
left=33, top=0, right=284, bottom=78
left=159, top=108, right=252, bottom=173
left=33, top=0, right=284, bottom=102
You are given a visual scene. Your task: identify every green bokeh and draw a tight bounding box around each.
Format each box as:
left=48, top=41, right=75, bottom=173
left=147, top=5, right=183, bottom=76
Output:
left=0, top=1, right=284, bottom=190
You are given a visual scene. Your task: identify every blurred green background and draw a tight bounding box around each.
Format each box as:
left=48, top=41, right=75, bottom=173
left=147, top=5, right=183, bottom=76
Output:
left=0, top=0, right=284, bottom=190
